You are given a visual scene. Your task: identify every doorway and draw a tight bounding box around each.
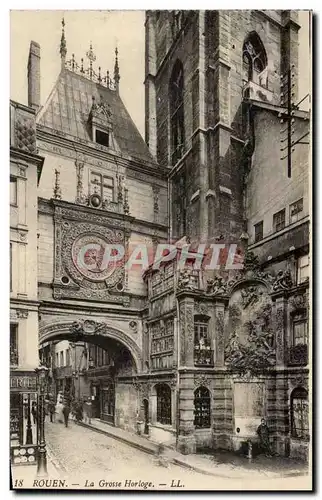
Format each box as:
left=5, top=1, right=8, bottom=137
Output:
left=143, top=398, right=149, bottom=435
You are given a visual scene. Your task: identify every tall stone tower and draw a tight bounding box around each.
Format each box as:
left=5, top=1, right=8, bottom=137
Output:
left=145, top=10, right=300, bottom=244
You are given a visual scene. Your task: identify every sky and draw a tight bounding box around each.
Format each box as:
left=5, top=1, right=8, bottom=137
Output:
left=10, top=10, right=311, bottom=138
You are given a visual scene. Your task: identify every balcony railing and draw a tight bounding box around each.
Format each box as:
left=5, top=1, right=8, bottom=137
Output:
left=288, top=344, right=308, bottom=366
left=194, top=347, right=214, bottom=367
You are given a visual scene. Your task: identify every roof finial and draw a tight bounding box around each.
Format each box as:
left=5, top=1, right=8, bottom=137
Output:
left=60, top=17, right=67, bottom=67
left=114, top=46, right=120, bottom=93
left=86, top=41, right=96, bottom=80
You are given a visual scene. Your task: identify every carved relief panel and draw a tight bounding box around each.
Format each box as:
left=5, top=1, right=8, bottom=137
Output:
left=53, top=204, right=129, bottom=304
left=224, top=282, right=275, bottom=376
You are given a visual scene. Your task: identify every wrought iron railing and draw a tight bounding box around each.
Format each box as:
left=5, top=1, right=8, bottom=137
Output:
left=194, top=347, right=214, bottom=367
left=288, top=344, right=308, bottom=366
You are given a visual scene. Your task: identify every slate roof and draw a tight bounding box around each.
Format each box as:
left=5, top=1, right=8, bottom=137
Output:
left=37, top=68, right=155, bottom=165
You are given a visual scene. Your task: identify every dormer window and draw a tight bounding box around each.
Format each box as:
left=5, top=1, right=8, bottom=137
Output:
left=89, top=96, right=113, bottom=149
left=95, top=129, right=109, bottom=148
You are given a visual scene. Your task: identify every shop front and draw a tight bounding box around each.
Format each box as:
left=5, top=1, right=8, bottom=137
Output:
left=89, top=376, right=115, bottom=424
left=10, top=371, right=38, bottom=467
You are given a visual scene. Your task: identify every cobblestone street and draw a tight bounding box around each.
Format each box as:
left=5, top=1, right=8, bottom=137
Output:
left=43, top=420, right=311, bottom=491
left=45, top=420, right=206, bottom=489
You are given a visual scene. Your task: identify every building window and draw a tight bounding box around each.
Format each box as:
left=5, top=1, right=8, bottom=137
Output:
left=291, top=388, right=309, bottom=440
left=170, top=60, right=185, bottom=166
left=194, top=386, right=211, bottom=429
left=254, top=221, right=263, bottom=242
left=194, top=316, right=210, bottom=348
left=10, top=324, right=18, bottom=366
left=156, top=383, right=171, bottom=425
left=66, top=348, right=70, bottom=366
left=60, top=351, right=64, bottom=367
left=273, top=209, right=286, bottom=233
left=292, top=312, right=308, bottom=346
left=242, top=32, right=268, bottom=87
left=10, top=176, right=17, bottom=206
left=297, top=255, right=309, bottom=284
left=56, top=352, right=59, bottom=367
left=90, top=172, right=114, bottom=203
left=290, top=198, right=303, bottom=224
left=194, top=315, right=213, bottom=366
left=95, top=129, right=109, bottom=148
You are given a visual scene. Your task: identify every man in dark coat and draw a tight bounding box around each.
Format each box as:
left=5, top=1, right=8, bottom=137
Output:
left=62, top=400, right=71, bottom=428
left=257, top=418, right=272, bottom=457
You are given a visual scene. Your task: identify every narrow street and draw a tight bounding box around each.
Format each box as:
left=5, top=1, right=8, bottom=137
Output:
left=44, top=420, right=311, bottom=491
left=45, top=419, right=206, bottom=489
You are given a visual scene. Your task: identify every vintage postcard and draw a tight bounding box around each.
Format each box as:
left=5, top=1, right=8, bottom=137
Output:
left=9, top=9, right=312, bottom=491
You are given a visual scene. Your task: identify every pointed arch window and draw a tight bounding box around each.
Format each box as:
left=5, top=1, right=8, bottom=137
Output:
left=194, top=386, right=211, bottom=428
left=242, top=32, right=268, bottom=88
left=290, top=387, right=309, bottom=441
left=170, top=60, right=185, bottom=166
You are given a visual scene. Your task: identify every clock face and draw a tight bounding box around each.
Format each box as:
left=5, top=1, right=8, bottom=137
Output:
left=72, top=234, right=120, bottom=282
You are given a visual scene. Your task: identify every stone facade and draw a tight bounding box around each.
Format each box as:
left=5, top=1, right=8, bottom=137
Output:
left=143, top=10, right=310, bottom=459
left=17, top=11, right=310, bottom=462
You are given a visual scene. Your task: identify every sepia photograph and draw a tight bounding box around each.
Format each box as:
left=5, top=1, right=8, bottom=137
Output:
left=9, top=8, right=312, bottom=491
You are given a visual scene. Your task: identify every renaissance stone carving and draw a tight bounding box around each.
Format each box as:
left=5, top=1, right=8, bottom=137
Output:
left=16, top=309, right=29, bottom=319
left=225, top=299, right=275, bottom=377
left=53, top=169, right=62, bottom=200
left=53, top=206, right=128, bottom=303
left=195, top=302, right=209, bottom=315
left=194, top=374, right=211, bottom=387
left=177, top=268, right=197, bottom=290
left=75, top=160, right=85, bottom=204
left=206, top=275, right=227, bottom=296
left=241, top=286, right=263, bottom=309
left=290, top=293, right=307, bottom=312
left=272, top=269, right=293, bottom=292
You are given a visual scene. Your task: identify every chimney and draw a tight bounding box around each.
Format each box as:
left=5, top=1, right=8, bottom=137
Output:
left=27, top=41, right=41, bottom=111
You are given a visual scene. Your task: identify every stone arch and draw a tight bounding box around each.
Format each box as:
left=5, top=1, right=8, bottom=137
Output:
left=228, top=277, right=270, bottom=297
left=39, top=319, right=142, bottom=373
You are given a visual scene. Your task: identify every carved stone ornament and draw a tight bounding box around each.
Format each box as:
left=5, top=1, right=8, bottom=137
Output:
left=53, top=206, right=127, bottom=303
left=194, top=374, right=211, bottom=388
left=177, top=268, right=197, bottom=291
left=290, top=374, right=308, bottom=389
left=272, top=269, right=293, bottom=292
left=240, top=286, right=263, bottom=309
left=195, top=302, right=209, bottom=315
left=129, top=320, right=138, bottom=333
left=69, top=319, right=109, bottom=340
left=289, top=293, right=307, bottom=312
left=16, top=309, right=29, bottom=319
left=224, top=301, right=275, bottom=377
left=206, top=275, right=227, bottom=296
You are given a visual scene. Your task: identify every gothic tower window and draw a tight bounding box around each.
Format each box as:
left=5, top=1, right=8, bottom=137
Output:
left=290, top=388, right=309, bottom=440
left=194, top=386, right=211, bottom=428
left=242, top=32, right=268, bottom=88
left=170, top=60, right=185, bottom=166
left=194, top=315, right=213, bottom=366
left=156, top=383, right=171, bottom=425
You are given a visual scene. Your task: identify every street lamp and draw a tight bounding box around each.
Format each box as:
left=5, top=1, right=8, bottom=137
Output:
left=35, top=364, right=49, bottom=477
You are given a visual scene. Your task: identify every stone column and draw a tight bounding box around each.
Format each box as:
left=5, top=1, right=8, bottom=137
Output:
left=273, top=294, right=289, bottom=456
left=177, top=372, right=196, bottom=454
left=214, top=300, right=226, bottom=367
left=178, top=296, right=195, bottom=367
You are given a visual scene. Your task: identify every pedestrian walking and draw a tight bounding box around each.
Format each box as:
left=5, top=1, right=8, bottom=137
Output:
left=49, top=399, right=56, bottom=423
left=62, top=400, right=71, bottom=428
left=84, top=397, right=93, bottom=425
